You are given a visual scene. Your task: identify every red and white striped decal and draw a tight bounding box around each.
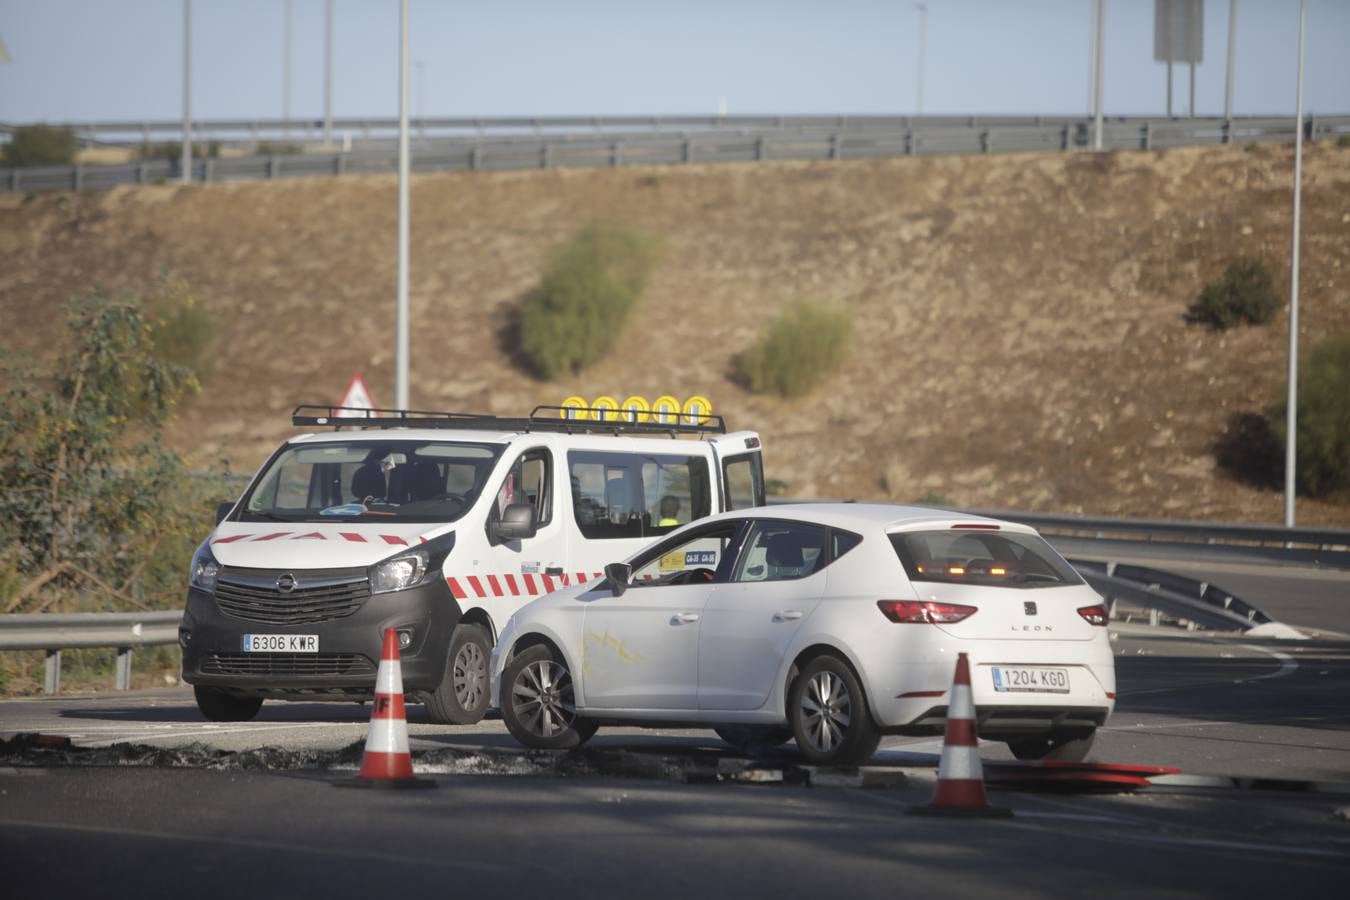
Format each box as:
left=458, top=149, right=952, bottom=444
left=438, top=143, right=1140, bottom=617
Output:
left=445, top=571, right=603, bottom=601
left=212, top=530, right=412, bottom=546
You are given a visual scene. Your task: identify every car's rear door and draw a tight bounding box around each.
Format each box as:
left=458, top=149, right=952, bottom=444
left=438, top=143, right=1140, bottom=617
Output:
left=698, top=520, right=829, bottom=711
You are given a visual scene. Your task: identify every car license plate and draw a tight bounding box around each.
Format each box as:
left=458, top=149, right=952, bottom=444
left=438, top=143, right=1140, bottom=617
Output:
left=990, top=666, right=1069, bottom=693
left=242, top=634, right=318, bottom=653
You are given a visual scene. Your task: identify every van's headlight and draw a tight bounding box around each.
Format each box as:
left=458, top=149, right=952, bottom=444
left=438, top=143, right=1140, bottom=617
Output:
left=189, top=542, right=220, bottom=592
left=370, top=549, right=430, bottom=594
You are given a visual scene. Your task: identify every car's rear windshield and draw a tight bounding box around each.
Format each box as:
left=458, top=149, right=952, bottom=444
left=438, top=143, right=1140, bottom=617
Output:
left=888, top=529, right=1082, bottom=589
left=238, top=440, right=503, bottom=524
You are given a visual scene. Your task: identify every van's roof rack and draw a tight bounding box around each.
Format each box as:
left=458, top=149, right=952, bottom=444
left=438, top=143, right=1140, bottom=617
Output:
left=291, top=404, right=728, bottom=437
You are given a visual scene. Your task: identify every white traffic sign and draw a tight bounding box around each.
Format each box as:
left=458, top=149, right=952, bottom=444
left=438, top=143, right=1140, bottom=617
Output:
left=336, top=374, right=376, bottom=417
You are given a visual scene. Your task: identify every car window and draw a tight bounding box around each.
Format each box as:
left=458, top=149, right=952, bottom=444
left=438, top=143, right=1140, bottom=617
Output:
left=629, top=522, right=743, bottom=586
left=486, top=448, right=552, bottom=541
left=568, top=450, right=712, bottom=540
left=733, top=521, right=828, bottom=582
left=889, top=530, right=1083, bottom=588
left=240, top=440, right=501, bottom=524
left=722, top=453, right=765, bottom=510
left=832, top=529, right=862, bottom=560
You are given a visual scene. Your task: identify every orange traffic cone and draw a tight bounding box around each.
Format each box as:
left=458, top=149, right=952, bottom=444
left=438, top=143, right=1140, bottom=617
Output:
left=336, top=628, right=436, bottom=790
left=908, top=652, right=1011, bottom=817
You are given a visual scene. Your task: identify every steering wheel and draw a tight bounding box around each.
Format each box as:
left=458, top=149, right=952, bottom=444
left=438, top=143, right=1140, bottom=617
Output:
left=670, top=567, right=716, bottom=585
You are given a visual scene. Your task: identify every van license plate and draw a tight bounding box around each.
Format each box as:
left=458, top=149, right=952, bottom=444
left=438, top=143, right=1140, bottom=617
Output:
left=991, top=666, right=1069, bottom=693
left=243, top=634, right=318, bottom=653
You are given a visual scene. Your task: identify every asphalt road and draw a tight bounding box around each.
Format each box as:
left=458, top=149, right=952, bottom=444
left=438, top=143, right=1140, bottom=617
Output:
left=3, top=563, right=1350, bottom=899
left=4, top=765, right=1349, bottom=900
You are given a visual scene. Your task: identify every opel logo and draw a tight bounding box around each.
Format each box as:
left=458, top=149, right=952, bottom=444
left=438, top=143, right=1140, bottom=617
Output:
left=276, top=573, right=297, bottom=593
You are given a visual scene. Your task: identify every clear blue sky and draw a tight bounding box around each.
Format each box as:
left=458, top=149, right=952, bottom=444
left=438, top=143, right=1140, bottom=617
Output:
left=1, top=0, right=1346, bottom=123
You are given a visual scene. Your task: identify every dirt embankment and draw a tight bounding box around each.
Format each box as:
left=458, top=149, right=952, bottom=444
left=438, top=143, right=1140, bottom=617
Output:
left=1, top=142, right=1348, bottom=525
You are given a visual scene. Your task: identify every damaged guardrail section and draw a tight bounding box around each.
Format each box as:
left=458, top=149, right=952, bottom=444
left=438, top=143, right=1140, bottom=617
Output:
left=0, top=610, right=182, bottom=692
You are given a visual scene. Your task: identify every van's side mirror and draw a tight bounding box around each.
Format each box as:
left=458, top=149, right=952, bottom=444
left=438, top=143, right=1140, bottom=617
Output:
left=604, top=562, right=632, bottom=597
left=215, top=501, right=235, bottom=525
left=493, top=503, right=537, bottom=543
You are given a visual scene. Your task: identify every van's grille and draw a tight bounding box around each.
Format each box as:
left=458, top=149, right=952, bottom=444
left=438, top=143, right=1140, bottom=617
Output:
left=201, top=653, right=376, bottom=677
left=213, top=567, right=370, bottom=625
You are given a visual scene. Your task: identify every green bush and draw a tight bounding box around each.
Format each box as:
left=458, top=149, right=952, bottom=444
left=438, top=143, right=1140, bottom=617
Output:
left=519, top=223, right=661, bottom=379
left=254, top=141, right=303, bottom=156
left=2, top=124, right=77, bottom=167
left=1189, top=258, right=1279, bottom=329
left=1269, top=333, right=1350, bottom=497
left=0, top=288, right=216, bottom=615
left=139, top=140, right=221, bottom=161
left=147, top=274, right=216, bottom=385
left=735, top=299, right=853, bottom=397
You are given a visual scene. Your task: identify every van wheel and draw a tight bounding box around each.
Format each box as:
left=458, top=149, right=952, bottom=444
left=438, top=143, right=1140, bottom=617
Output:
left=194, top=686, right=262, bottom=722
left=1008, top=732, right=1096, bottom=762
left=714, top=725, right=793, bottom=757
left=427, top=624, right=492, bottom=725
left=788, top=655, right=881, bottom=766
left=501, top=644, right=597, bottom=750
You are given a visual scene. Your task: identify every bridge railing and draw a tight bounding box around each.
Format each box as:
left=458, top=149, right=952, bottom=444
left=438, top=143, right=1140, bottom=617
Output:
left=4, top=114, right=1346, bottom=194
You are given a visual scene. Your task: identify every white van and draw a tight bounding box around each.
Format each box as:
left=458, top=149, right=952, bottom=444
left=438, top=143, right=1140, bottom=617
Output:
left=180, top=405, right=766, bottom=724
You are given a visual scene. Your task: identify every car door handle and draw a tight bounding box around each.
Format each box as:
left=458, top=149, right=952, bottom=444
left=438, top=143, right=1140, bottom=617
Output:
left=773, top=611, right=803, bottom=622
left=672, top=613, right=700, bottom=624
left=545, top=566, right=564, bottom=576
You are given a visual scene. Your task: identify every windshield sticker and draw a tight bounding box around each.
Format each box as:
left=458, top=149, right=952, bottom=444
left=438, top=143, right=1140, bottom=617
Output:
left=320, top=503, right=368, bottom=517
left=659, top=551, right=687, bottom=572
left=685, top=551, right=717, bottom=566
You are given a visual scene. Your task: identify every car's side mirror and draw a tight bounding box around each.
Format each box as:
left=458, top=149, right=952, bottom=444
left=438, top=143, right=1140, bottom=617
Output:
left=215, top=501, right=235, bottom=525
left=493, top=503, right=537, bottom=543
left=604, top=562, right=632, bottom=597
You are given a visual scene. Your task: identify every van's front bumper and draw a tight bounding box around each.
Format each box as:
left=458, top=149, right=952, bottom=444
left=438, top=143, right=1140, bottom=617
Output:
left=180, top=573, right=461, bottom=699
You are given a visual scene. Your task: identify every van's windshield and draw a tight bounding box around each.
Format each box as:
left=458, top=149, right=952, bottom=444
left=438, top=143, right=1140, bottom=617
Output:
left=238, top=440, right=504, bottom=524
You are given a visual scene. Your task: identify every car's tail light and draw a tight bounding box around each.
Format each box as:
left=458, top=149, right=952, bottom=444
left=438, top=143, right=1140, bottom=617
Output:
left=1077, top=604, right=1109, bottom=626
left=877, top=600, right=978, bottom=624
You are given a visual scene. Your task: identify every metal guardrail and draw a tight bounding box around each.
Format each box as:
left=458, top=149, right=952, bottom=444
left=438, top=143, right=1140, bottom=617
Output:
left=969, top=509, right=1350, bottom=570
left=0, top=113, right=1213, bottom=143
left=3, top=114, right=1346, bottom=194
left=0, top=611, right=182, bottom=693
left=1070, top=559, right=1272, bottom=632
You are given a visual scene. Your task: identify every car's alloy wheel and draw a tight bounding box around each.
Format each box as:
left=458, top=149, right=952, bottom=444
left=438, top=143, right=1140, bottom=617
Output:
left=800, top=670, right=851, bottom=754
left=789, top=655, right=881, bottom=765
left=426, top=624, right=492, bottom=725
left=453, top=638, right=487, bottom=713
left=501, top=644, right=597, bottom=750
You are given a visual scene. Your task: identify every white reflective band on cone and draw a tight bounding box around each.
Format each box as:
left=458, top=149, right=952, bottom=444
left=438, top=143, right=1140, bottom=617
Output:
left=366, top=717, right=411, bottom=754
left=376, top=658, right=404, bottom=694
left=937, top=746, right=984, bottom=781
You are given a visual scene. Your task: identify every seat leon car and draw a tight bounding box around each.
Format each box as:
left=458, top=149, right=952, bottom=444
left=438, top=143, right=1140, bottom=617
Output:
left=488, top=504, right=1115, bottom=766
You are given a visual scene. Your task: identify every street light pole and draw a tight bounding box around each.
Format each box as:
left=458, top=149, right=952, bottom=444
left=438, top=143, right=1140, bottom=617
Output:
left=915, top=3, right=927, bottom=117
left=396, top=0, right=411, bottom=410
left=181, top=0, right=191, bottom=184
left=1284, top=0, right=1307, bottom=527
left=1224, top=0, right=1237, bottom=122
left=283, top=0, right=293, bottom=140
left=324, top=0, right=333, bottom=144
left=1093, top=0, right=1105, bottom=150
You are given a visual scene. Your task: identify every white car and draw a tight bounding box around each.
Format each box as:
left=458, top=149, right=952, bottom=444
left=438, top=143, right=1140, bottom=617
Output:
left=490, top=503, right=1116, bottom=766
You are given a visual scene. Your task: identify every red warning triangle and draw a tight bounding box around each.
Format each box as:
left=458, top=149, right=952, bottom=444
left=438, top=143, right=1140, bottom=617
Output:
left=336, top=374, right=376, bottom=417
